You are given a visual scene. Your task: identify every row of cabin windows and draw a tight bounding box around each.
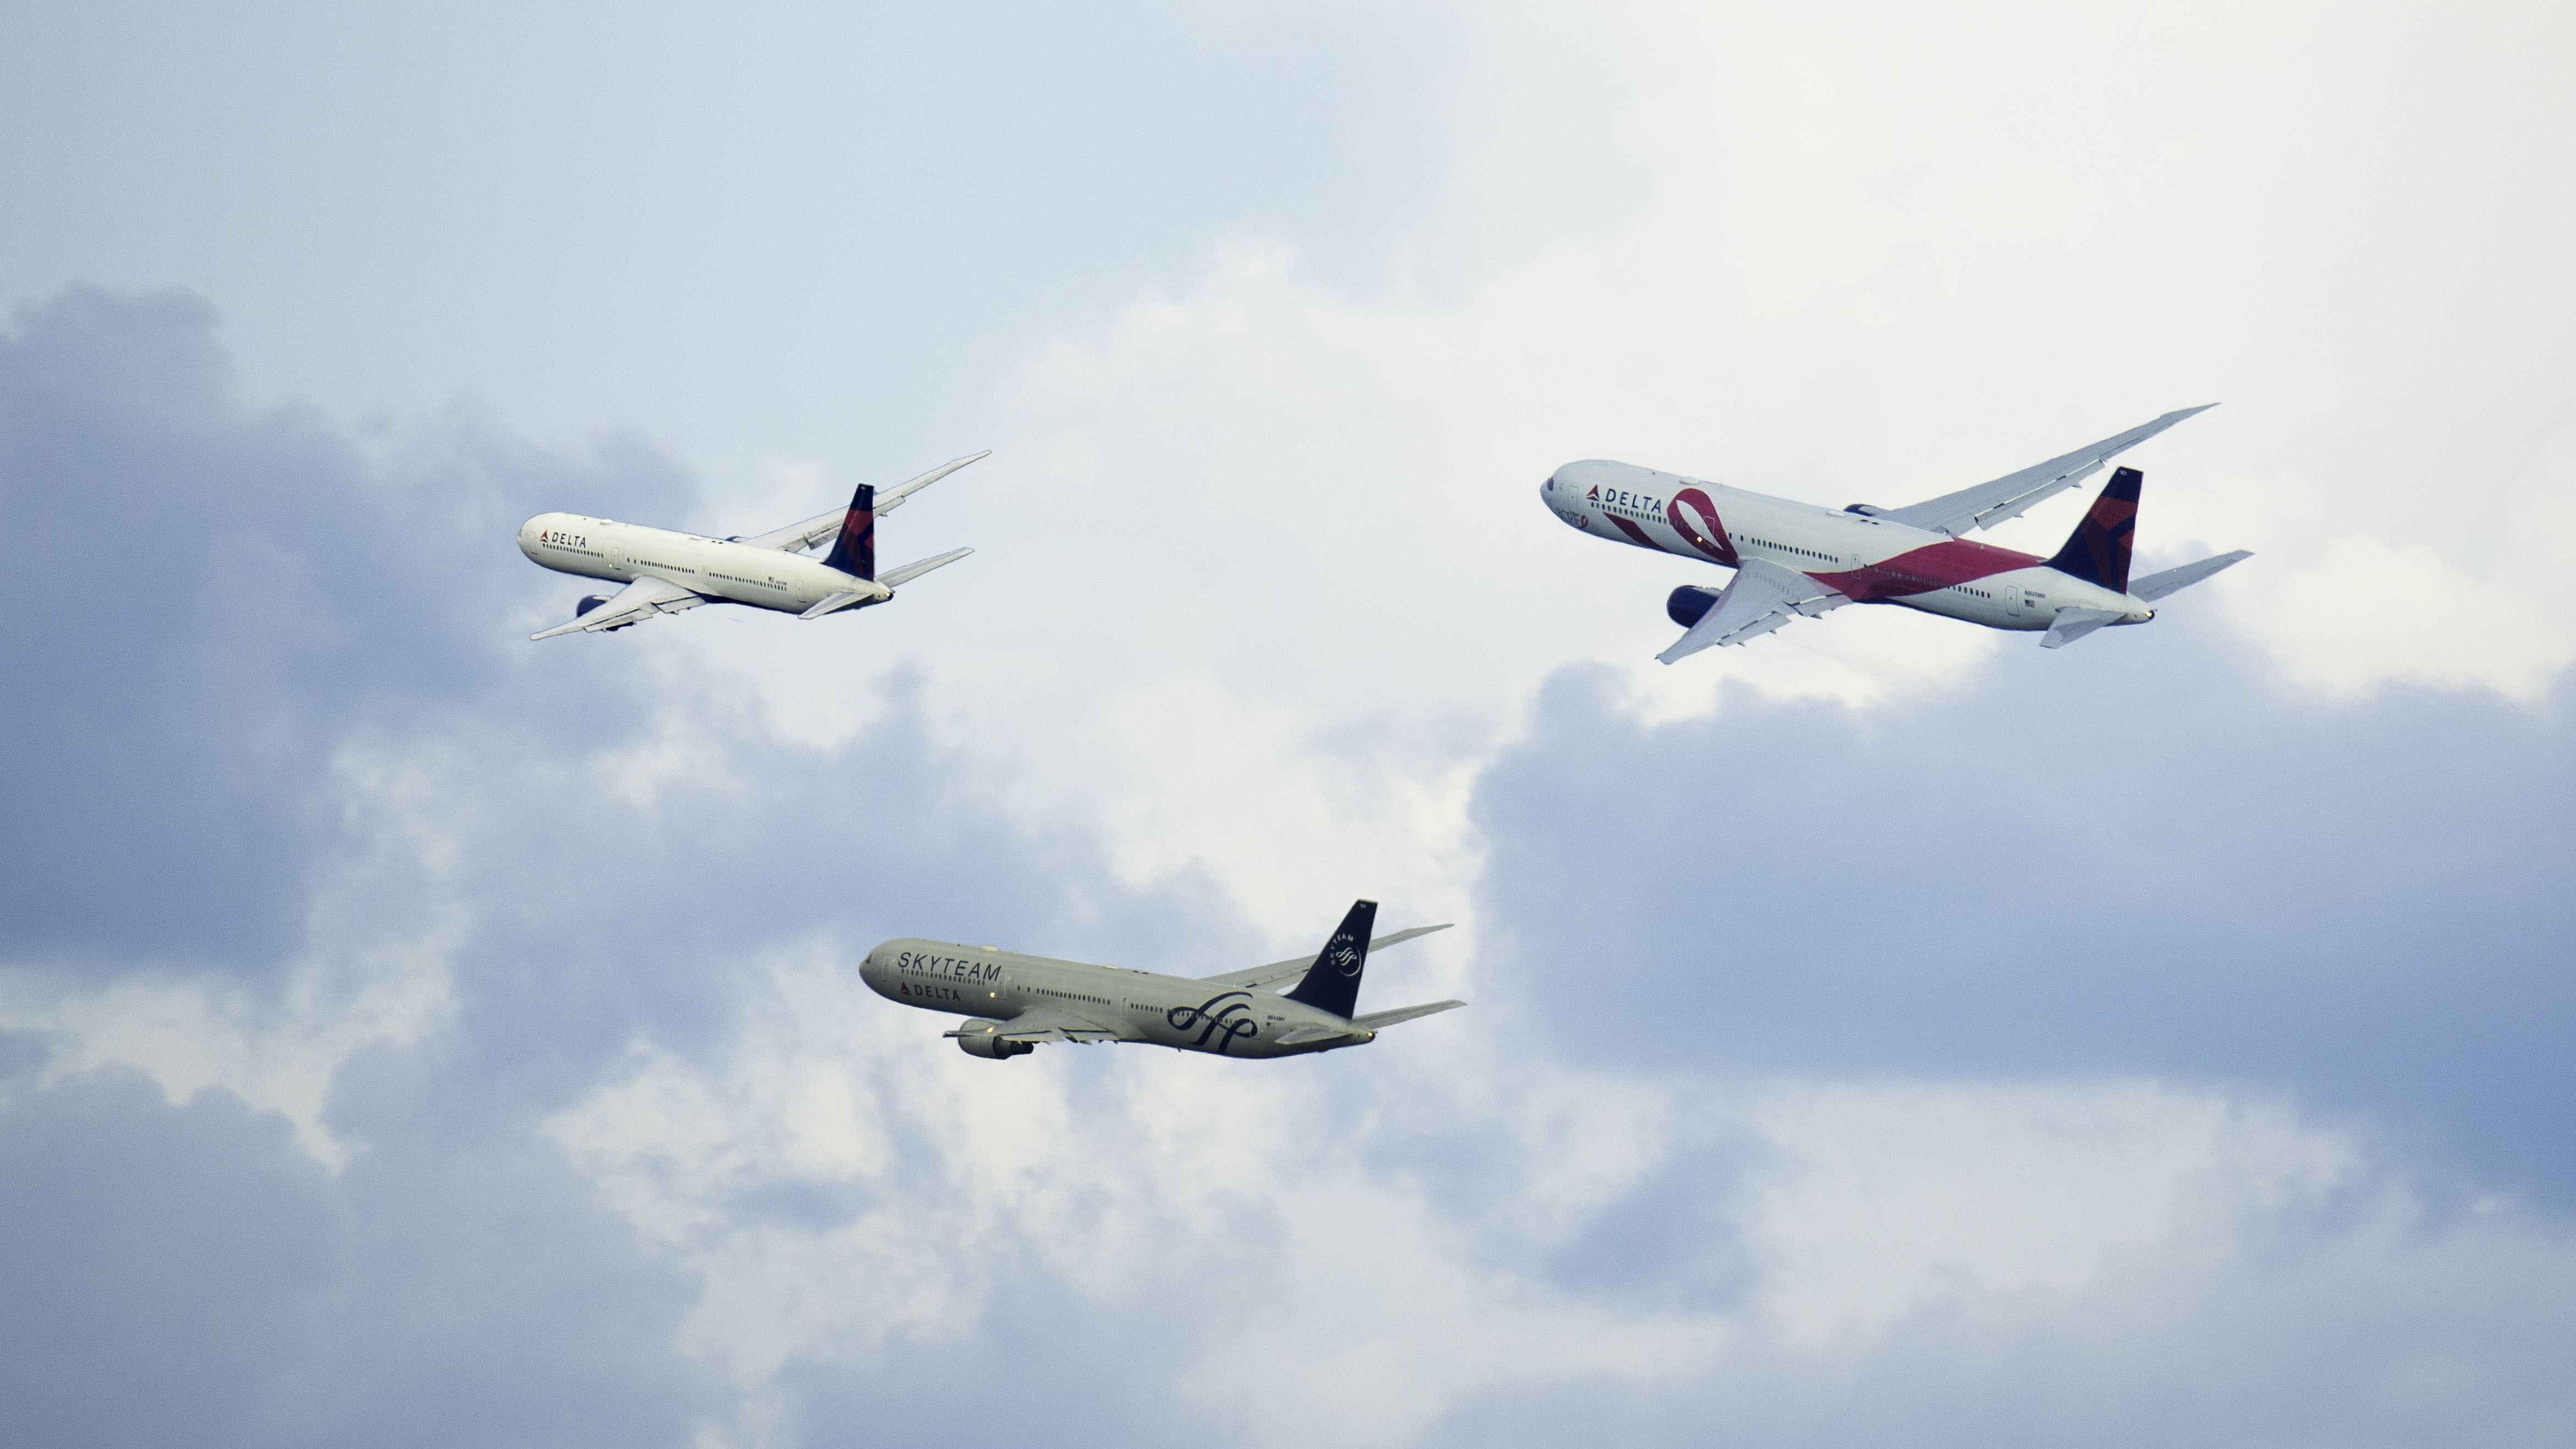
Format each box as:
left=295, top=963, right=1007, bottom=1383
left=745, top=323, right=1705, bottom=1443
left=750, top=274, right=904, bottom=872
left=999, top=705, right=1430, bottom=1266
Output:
left=1035, top=986, right=1111, bottom=1007
left=1742, top=537, right=1837, bottom=564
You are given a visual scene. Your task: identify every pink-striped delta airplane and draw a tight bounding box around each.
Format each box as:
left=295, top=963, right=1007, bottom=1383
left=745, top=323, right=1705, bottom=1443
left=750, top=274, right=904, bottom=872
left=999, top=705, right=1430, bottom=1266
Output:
left=1545, top=408, right=2250, bottom=661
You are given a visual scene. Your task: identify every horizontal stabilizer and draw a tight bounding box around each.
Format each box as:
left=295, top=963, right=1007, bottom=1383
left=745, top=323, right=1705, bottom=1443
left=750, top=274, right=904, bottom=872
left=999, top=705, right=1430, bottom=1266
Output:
left=799, top=586, right=889, bottom=620
left=1352, top=1000, right=1466, bottom=1031
left=2040, top=607, right=2126, bottom=649
left=2131, top=549, right=2252, bottom=602
left=878, top=546, right=974, bottom=589
left=1276, top=1022, right=1364, bottom=1047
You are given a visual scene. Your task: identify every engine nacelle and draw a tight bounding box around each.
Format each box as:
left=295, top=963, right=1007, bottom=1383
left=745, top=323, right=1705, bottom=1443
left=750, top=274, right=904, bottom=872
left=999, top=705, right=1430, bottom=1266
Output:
left=575, top=594, right=612, bottom=617
left=953, top=1021, right=1033, bottom=1060
left=1667, top=585, right=1723, bottom=629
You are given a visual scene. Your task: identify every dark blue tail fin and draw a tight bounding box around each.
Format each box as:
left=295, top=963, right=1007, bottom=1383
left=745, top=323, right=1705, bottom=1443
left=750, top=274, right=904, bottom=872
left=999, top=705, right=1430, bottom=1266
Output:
left=1284, top=900, right=1377, bottom=1021
left=2047, top=466, right=2140, bottom=593
left=822, top=483, right=877, bottom=580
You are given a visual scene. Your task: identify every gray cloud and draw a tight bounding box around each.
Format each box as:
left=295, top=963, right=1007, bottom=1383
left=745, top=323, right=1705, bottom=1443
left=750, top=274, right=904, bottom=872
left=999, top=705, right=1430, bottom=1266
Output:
left=0, top=286, right=695, bottom=972
left=7, top=285, right=2574, bottom=1448
left=0, top=287, right=1231, bottom=1445
left=1471, top=632, right=2576, bottom=1198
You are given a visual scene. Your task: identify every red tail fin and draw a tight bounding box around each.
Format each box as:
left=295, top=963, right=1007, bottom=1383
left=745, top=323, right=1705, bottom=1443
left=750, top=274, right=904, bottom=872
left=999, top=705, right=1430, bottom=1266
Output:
left=822, top=483, right=877, bottom=580
left=2046, top=467, right=2140, bottom=593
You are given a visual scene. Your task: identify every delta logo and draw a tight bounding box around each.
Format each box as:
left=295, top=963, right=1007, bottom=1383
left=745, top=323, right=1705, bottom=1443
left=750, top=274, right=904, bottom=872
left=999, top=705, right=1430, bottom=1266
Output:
left=1586, top=484, right=1600, bottom=501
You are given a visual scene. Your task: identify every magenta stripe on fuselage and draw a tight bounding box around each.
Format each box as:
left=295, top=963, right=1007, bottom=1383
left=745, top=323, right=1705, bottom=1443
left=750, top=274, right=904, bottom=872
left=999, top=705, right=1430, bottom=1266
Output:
left=1813, top=537, right=2040, bottom=602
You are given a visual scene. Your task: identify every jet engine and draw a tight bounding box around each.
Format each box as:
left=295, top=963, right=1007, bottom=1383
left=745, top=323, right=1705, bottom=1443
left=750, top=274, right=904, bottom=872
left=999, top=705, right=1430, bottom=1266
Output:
left=1667, top=585, right=1723, bottom=629
left=953, top=1021, right=1033, bottom=1060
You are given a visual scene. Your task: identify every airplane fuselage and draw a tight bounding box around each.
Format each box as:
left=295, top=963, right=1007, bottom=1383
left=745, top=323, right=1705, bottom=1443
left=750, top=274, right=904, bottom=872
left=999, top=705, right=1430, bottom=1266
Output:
left=1543, top=461, right=2153, bottom=631
left=517, top=514, right=886, bottom=616
left=861, top=939, right=1383, bottom=1059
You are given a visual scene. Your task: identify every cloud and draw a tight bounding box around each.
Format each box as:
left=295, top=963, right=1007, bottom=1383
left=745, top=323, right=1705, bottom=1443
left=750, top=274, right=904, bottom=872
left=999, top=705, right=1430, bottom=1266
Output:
left=5, top=1, right=2575, bottom=1443
left=1472, top=642, right=2576, bottom=1199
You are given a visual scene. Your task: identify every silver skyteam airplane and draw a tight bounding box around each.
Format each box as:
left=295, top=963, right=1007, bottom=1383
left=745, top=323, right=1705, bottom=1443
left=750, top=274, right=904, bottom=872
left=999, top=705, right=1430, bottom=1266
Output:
left=517, top=453, right=985, bottom=640
left=1546, top=409, right=2250, bottom=661
left=866, top=901, right=1465, bottom=1059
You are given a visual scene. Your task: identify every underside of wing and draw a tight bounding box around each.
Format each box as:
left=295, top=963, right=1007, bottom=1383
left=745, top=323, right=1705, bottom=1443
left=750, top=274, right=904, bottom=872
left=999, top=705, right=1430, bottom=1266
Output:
left=530, top=575, right=704, bottom=640
left=1201, top=923, right=1453, bottom=990
left=742, top=452, right=990, bottom=553
left=1878, top=406, right=2215, bottom=538
left=947, top=1002, right=1131, bottom=1045
left=1658, top=559, right=1846, bottom=664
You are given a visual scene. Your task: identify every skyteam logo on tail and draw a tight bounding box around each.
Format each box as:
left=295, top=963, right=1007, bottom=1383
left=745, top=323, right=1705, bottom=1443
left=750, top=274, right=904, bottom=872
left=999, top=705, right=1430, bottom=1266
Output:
left=1326, top=940, right=1362, bottom=976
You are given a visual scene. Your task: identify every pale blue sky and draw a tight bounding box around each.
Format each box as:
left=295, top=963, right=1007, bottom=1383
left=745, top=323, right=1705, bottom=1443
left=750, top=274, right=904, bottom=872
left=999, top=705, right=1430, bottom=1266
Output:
left=4, top=4, right=2573, bottom=1446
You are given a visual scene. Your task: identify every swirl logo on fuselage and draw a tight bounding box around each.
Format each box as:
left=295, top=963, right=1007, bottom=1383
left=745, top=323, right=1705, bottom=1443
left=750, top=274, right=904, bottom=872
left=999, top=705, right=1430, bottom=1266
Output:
left=1666, top=488, right=1738, bottom=565
left=1168, top=991, right=1261, bottom=1053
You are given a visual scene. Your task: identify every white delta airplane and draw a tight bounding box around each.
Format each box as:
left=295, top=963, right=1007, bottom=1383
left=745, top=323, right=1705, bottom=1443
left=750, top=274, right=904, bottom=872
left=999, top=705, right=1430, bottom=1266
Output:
left=1545, top=408, right=2252, bottom=660
left=516, top=453, right=987, bottom=639
left=865, top=901, right=1465, bottom=1059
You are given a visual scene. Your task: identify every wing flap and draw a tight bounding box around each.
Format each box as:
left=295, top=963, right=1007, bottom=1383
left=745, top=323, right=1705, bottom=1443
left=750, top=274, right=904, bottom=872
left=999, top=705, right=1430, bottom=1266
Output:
left=1881, top=406, right=2214, bottom=537
left=1201, top=923, right=1453, bottom=990
left=530, top=575, right=704, bottom=640
left=945, top=1002, right=1131, bottom=1044
left=1656, top=559, right=1846, bottom=664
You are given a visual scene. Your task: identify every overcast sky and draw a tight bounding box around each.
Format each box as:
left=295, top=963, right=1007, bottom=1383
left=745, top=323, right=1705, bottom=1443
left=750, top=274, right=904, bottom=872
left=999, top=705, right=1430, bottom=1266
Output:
left=5, top=3, right=2573, bottom=1446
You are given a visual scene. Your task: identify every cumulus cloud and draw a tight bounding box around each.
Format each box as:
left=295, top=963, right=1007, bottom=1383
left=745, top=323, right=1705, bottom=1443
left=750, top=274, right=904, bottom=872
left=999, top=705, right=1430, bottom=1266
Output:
left=5, top=1, right=2575, bottom=1444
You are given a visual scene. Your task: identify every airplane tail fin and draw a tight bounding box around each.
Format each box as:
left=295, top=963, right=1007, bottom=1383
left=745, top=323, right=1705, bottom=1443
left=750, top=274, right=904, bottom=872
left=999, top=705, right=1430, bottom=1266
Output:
left=821, top=483, right=877, bottom=580
left=1283, top=900, right=1377, bottom=1021
left=2045, top=466, right=2141, bottom=593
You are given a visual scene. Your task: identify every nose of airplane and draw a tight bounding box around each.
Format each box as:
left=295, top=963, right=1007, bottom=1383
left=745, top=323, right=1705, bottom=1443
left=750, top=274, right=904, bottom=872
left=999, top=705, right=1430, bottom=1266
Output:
left=516, top=517, right=542, bottom=558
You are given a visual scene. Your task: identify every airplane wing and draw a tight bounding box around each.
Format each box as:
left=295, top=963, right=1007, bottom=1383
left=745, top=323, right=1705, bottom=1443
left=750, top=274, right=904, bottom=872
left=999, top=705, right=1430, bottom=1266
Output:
left=743, top=452, right=990, bottom=553
left=1200, top=923, right=1453, bottom=991
left=946, top=1002, right=1131, bottom=1045
left=1656, top=558, right=1847, bottom=664
left=530, top=575, right=704, bottom=640
left=1876, top=406, right=2214, bottom=538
